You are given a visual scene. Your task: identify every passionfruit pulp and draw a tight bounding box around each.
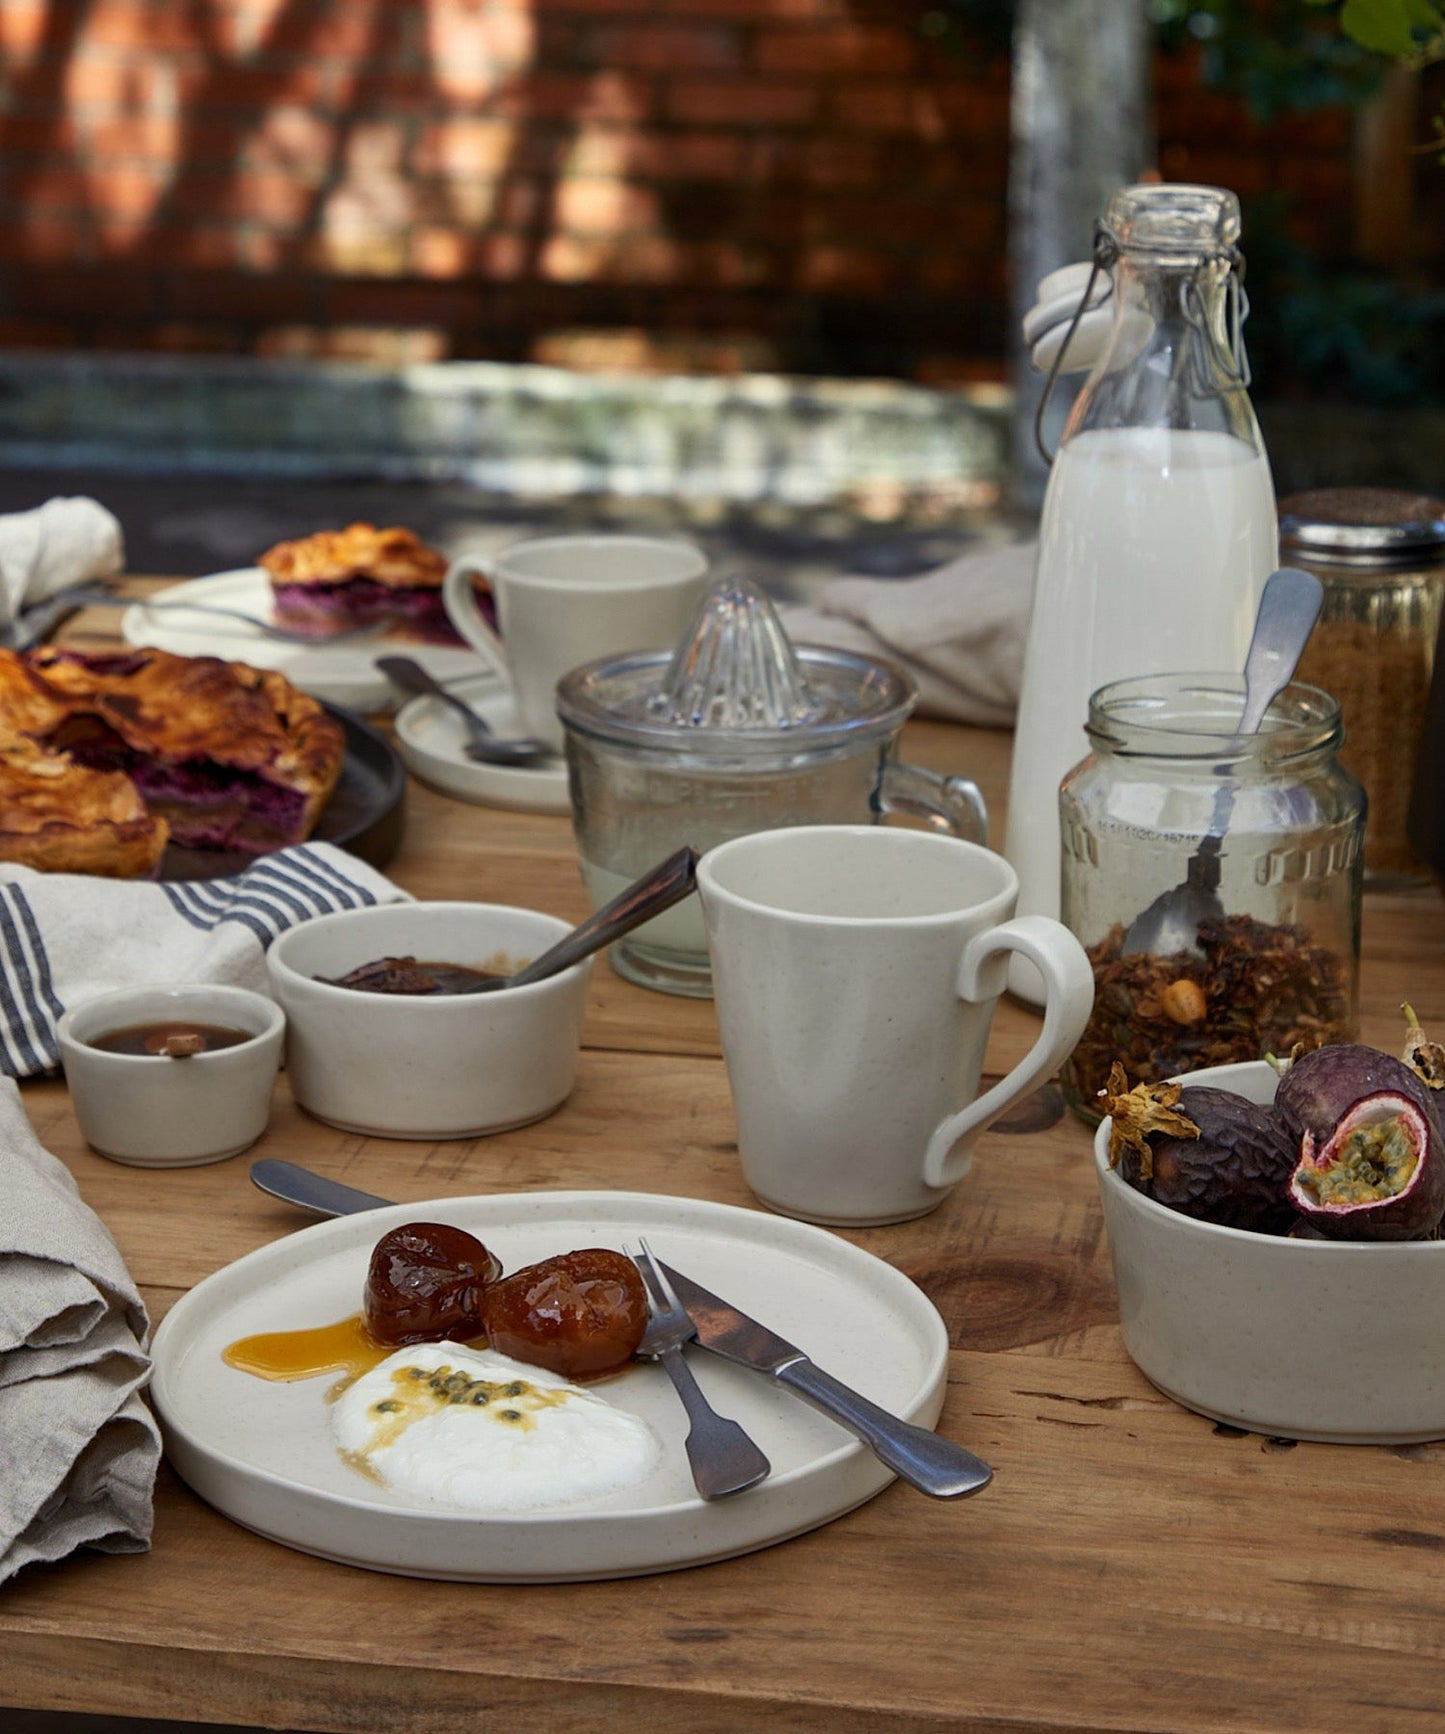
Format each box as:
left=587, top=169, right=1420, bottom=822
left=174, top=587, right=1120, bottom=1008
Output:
left=1276, top=1044, right=1445, bottom=1241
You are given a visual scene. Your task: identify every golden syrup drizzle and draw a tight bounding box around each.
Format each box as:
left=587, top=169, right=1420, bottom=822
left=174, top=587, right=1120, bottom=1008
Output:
left=222, top=1313, right=386, bottom=1385
left=221, top=1314, right=500, bottom=1399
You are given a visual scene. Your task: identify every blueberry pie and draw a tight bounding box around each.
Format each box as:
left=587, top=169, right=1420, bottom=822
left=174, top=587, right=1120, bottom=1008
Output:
left=0, top=646, right=345, bottom=875
left=258, top=521, right=479, bottom=643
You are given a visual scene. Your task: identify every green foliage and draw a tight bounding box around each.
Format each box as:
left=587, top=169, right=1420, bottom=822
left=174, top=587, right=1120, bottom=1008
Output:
left=1240, top=196, right=1445, bottom=404
left=914, top=1, right=1445, bottom=406
left=917, top=2, right=1442, bottom=114
left=1336, top=0, right=1443, bottom=59
left=1149, top=2, right=1381, bottom=117
left=915, top=1, right=1012, bottom=64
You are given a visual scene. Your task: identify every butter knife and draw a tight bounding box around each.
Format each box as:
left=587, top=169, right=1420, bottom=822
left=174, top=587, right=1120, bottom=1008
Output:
left=655, top=1259, right=992, bottom=1500
left=250, top=1158, right=394, bottom=1218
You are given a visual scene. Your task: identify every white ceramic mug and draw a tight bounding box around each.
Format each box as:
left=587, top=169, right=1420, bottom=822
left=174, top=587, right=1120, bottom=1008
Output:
left=443, top=534, right=709, bottom=751
left=698, top=826, right=1095, bottom=1226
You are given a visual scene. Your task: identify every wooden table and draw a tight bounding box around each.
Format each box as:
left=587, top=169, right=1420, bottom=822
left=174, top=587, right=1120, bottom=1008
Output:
left=6, top=596, right=1445, bottom=1733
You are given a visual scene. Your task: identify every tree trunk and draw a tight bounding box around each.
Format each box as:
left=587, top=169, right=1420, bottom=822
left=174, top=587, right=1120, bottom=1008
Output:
left=1007, top=0, right=1151, bottom=510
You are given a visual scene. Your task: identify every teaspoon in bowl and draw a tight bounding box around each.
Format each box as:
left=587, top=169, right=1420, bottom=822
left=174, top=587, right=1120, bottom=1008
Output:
left=375, top=654, right=550, bottom=766
left=458, top=845, right=700, bottom=993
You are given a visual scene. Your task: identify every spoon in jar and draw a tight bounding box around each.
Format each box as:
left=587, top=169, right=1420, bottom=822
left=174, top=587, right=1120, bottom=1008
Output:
left=1119, top=566, right=1324, bottom=961
left=374, top=654, right=550, bottom=766
left=456, top=845, right=700, bottom=993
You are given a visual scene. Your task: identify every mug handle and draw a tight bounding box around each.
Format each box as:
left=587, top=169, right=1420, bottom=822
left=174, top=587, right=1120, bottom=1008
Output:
left=442, top=556, right=510, bottom=683
left=920, top=915, right=1094, bottom=1190
left=877, top=759, right=987, bottom=843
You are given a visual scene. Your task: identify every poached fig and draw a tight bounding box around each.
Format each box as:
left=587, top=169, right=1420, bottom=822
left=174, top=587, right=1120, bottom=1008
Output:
left=482, top=1248, right=648, bottom=1380
left=1102, top=1067, right=1298, bottom=1234
left=363, top=1222, right=502, bottom=1346
left=1276, top=1044, right=1445, bottom=1241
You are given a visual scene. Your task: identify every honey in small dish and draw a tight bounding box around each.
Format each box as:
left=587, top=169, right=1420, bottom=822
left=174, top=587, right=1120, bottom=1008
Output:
left=88, top=1019, right=254, bottom=1057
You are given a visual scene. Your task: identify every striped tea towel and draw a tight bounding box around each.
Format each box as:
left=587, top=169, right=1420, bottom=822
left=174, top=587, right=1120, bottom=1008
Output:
left=0, top=841, right=411, bottom=1078
left=0, top=1074, right=160, bottom=1583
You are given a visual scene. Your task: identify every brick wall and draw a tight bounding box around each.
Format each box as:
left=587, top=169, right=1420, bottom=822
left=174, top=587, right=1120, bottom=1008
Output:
left=0, top=0, right=1383, bottom=379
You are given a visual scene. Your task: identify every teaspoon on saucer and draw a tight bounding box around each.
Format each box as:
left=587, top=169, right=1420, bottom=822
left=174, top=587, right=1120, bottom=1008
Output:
left=375, top=654, right=550, bottom=766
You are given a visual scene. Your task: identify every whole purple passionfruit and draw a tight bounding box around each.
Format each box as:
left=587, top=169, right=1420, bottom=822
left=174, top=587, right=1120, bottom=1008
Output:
left=1102, top=1067, right=1298, bottom=1235
left=1275, top=1044, right=1445, bottom=1241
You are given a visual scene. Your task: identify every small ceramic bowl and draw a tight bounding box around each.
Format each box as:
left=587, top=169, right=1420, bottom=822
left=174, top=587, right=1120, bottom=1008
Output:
left=266, top=901, right=591, bottom=1140
left=58, top=984, right=285, bottom=1168
left=1095, top=1058, right=1445, bottom=1444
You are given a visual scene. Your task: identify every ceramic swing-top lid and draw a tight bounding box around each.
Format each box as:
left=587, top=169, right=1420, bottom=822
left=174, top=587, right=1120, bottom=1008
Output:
left=554, top=577, right=916, bottom=759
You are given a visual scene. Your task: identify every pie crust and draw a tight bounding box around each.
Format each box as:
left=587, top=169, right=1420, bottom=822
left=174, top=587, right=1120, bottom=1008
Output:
left=258, top=522, right=447, bottom=591
left=0, top=741, right=168, bottom=878
left=0, top=646, right=346, bottom=876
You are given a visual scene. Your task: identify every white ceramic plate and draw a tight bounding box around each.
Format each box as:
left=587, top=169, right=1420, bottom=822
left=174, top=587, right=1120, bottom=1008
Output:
left=149, top=1190, right=949, bottom=1581
left=120, top=569, right=489, bottom=712
left=394, top=675, right=570, bottom=814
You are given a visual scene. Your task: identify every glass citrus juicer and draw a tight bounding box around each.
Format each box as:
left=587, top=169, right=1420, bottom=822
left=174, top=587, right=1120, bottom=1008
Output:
left=555, top=576, right=988, bottom=996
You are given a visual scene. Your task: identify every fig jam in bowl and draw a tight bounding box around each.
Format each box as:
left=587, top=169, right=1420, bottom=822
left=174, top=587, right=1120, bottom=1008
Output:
left=1094, top=1059, right=1445, bottom=1444
left=266, top=901, right=590, bottom=1140
left=58, top=984, right=285, bottom=1168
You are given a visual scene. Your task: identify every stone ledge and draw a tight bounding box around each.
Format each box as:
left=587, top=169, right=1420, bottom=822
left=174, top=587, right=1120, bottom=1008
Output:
left=0, top=351, right=1011, bottom=510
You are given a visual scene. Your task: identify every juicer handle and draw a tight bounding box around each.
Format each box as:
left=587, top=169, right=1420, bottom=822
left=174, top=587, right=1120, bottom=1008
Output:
left=877, top=760, right=987, bottom=844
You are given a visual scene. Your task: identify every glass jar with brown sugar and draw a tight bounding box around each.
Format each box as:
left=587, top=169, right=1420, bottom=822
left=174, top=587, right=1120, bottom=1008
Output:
left=1280, top=487, right=1445, bottom=886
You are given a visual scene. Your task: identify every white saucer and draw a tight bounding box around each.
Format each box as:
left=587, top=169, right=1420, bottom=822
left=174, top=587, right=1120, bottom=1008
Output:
left=121, top=570, right=487, bottom=712
left=394, top=675, right=571, bottom=814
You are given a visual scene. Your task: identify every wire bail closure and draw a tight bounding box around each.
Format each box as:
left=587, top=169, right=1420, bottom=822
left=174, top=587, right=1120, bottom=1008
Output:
left=1032, top=222, right=1250, bottom=468
left=1032, top=224, right=1117, bottom=466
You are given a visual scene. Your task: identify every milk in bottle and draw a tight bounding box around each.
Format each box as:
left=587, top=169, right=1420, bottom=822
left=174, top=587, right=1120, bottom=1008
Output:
left=1005, top=185, right=1276, bottom=1000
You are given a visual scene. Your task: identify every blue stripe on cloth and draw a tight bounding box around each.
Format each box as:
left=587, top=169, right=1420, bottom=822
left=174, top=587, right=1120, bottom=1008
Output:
left=0, top=884, right=59, bottom=1076
left=278, top=845, right=381, bottom=910
left=159, top=881, right=215, bottom=929
left=159, top=848, right=376, bottom=946
left=160, top=878, right=278, bottom=947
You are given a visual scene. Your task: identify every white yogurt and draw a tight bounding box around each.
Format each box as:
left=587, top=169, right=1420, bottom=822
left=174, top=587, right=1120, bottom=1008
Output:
left=332, top=1342, right=659, bottom=1512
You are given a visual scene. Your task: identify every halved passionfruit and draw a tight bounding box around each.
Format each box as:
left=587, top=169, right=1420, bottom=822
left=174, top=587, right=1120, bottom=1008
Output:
left=1279, top=1045, right=1445, bottom=1241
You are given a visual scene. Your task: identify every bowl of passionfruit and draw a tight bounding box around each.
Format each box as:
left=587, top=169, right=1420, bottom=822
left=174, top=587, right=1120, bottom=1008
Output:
left=1092, top=1011, right=1445, bottom=1443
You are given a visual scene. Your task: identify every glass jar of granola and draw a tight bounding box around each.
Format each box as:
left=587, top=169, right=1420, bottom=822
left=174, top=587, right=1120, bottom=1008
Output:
left=1059, top=671, right=1365, bottom=1122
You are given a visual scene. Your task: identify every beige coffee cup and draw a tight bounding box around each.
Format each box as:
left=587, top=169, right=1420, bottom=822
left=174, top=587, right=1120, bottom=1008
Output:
left=698, top=825, right=1095, bottom=1226
left=443, top=534, right=709, bottom=751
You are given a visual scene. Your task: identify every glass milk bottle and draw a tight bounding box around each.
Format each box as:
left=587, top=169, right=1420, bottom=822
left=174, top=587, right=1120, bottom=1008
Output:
left=1006, top=183, right=1277, bottom=1001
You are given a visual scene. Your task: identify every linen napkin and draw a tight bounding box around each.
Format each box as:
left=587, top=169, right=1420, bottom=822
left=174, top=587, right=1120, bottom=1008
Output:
left=0, top=497, right=125, bottom=626
left=0, top=1074, right=159, bottom=1583
left=0, top=841, right=411, bottom=1079
left=779, top=539, right=1037, bottom=727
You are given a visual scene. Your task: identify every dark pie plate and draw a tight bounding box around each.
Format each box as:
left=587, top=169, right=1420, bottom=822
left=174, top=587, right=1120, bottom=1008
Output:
left=160, top=703, right=406, bottom=883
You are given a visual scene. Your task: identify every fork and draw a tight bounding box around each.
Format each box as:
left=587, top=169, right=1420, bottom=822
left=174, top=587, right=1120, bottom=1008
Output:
left=70, top=585, right=384, bottom=646
left=626, top=1238, right=771, bottom=1501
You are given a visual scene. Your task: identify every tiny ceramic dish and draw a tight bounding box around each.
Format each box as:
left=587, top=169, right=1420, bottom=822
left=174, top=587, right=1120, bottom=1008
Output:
left=1095, top=1058, right=1445, bottom=1445
left=266, top=901, right=591, bottom=1140
left=58, top=984, right=285, bottom=1168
